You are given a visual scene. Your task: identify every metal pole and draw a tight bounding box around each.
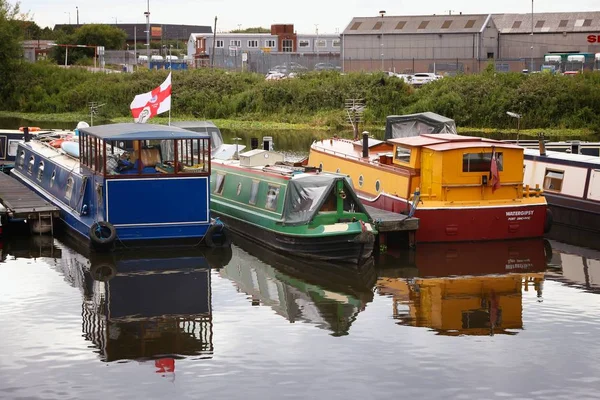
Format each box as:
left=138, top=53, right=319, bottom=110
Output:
left=134, top=25, right=137, bottom=68
left=530, top=0, right=534, bottom=73
left=169, top=45, right=172, bottom=70
left=76, top=6, right=79, bottom=25
left=211, top=16, right=217, bottom=68
left=65, top=46, right=68, bottom=66
left=145, top=0, right=150, bottom=69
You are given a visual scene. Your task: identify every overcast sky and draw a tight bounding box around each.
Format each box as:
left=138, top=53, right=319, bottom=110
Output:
left=20, top=0, right=600, bottom=34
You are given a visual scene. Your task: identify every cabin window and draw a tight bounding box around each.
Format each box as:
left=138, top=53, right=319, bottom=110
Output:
left=358, top=175, right=364, bottom=187
left=265, top=184, right=280, bottom=210
left=8, top=140, right=20, bottom=157
left=214, top=173, right=225, bottom=195
left=236, top=182, right=242, bottom=196
left=50, top=170, right=56, bottom=187
left=395, top=146, right=411, bottom=163
left=375, top=180, right=381, bottom=192
left=37, top=161, right=44, bottom=182
left=17, top=150, right=25, bottom=168
left=462, top=152, right=503, bottom=173
left=543, top=169, right=564, bottom=192
left=65, top=176, right=74, bottom=201
left=27, top=156, right=34, bottom=174
left=249, top=180, right=259, bottom=205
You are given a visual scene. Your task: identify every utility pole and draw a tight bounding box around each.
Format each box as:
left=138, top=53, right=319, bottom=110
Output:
left=211, top=16, right=217, bottom=68
left=145, top=0, right=150, bottom=69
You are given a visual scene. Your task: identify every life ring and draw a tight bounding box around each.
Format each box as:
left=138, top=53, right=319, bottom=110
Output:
left=544, top=208, right=553, bottom=234
left=204, top=224, right=232, bottom=248
left=90, top=221, right=117, bottom=249
left=19, top=126, right=41, bottom=132
left=49, top=138, right=65, bottom=148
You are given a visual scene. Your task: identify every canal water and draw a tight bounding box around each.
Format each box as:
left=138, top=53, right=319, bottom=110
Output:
left=1, top=233, right=599, bottom=399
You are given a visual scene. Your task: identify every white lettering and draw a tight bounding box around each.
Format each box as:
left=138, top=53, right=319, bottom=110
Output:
left=506, top=210, right=535, bottom=217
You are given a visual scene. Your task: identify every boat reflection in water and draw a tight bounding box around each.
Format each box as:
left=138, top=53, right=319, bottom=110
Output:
left=377, top=239, right=550, bottom=336
left=219, top=234, right=377, bottom=336
left=48, top=239, right=225, bottom=373
left=546, top=240, right=600, bottom=294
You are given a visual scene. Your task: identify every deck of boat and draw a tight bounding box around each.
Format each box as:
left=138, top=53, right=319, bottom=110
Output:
left=364, top=205, right=419, bottom=232
left=0, top=172, right=59, bottom=219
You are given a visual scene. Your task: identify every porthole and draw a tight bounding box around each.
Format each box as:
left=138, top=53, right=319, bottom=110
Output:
left=319, top=163, right=323, bottom=171
left=37, top=161, right=44, bottom=182
left=375, top=180, right=381, bottom=192
left=236, top=182, right=242, bottom=196
left=50, top=170, right=56, bottom=187
left=336, top=168, right=340, bottom=173
left=17, top=151, right=25, bottom=168
left=65, top=176, right=74, bottom=201
left=358, top=175, right=364, bottom=187
left=27, top=156, right=35, bottom=174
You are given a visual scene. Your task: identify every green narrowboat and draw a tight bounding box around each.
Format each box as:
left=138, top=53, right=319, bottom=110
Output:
left=210, top=149, right=377, bottom=264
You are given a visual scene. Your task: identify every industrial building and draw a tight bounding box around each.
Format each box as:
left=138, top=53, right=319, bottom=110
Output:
left=341, top=11, right=600, bottom=73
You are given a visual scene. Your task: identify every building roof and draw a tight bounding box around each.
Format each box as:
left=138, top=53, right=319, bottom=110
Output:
left=80, top=123, right=210, bottom=140
left=342, top=14, right=491, bottom=35
left=493, top=12, right=600, bottom=34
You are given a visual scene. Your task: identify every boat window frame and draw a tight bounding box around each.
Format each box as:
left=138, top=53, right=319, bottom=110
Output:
left=37, top=161, right=44, bottom=182
left=395, top=145, right=412, bottom=164
left=50, top=169, right=56, bottom=187
left=358, top=175, right=364, bottom=187
left=17, top=150, right=25, bottom=168
left=65, top=176, right=74, bottom=201
left=265, top=183, right=281, bottom=211
left=214, top=173, right=226, bottom=195
left=462, top=152, right=504, bottom=173
left=27, top=155, right=35, bottom=174
left=543, top=169, right=564, bottom=192
left=249, top=180, right=260, bottom=205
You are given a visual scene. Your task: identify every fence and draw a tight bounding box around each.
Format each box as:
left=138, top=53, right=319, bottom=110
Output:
left=205, top=50, right=341, bottom=74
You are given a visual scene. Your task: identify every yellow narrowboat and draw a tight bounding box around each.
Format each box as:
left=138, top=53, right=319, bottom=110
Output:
left=309, top=131, right=551, bottom=243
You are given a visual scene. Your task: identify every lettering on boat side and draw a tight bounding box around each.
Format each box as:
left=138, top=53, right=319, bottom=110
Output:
left=506, top=210, right=534, bottom=221
left=505, top=258, right=533, bottom=270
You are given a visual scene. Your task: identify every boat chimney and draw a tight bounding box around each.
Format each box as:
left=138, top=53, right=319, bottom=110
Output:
left=23, top=126, right=30, bottom=143
left=538, top=132, right=546, bottom=156
left=362, top=131, right=369, bottom=158
left=251, top=137, right=259, bottom=150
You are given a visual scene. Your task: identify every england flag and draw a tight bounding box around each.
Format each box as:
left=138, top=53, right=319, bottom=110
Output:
left=130, top=73, right=171, bottom=123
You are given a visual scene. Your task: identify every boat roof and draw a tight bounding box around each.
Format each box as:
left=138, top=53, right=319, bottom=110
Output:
left=524, top=148, right=600, bottom=165
left=79, top=123, right=210, bottom=140
left=171, top=121, right=219, bottom=131
left=390, top=134, right=522, bottom=151
left=352, top=138, right=385, bottom=148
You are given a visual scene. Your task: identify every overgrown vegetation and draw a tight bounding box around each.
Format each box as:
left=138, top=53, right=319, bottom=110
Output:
left=2, top=62, right=600, bottom=132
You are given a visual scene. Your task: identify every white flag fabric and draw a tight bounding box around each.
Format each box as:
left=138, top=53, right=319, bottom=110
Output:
left=130, top=73, right=171, bottom=123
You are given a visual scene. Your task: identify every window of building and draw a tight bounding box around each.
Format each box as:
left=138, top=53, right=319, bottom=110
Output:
left=350, top=22, right=362, bottom=30
left=544, top=169, right=564, bottom=191
left=299, top=39, right=310, bottom=48
left=215, top=40, right=224, bottom=48
left=535, top=20, right=545, bottom=28
left=395, top=146, right=411, bottom=163
left=249, top=180, right=259, bottom=205
left=373, top=21, right=383, bottom=30
left=282, top=39, right=293, bottom=52
left=248, top=40, right=258, bottom=48
left=583, top=19, right=593, bottom=27
left=316, top=39, right=327, bottom=48
left=487, top=52, right=495, bottom=59
left=214, top=173, right=225, bottom=194
left=265, top=184, right=280, bottom=210
left=559, top=19, right=569, bottom=28
left=441, top=20, right=453, bottom=29
left=265, top=39, right=276, bottom=48
left=512, top=21, right=522, bottom=29
left=418, top=21, right=430, bottom=30
left=465, top=19, right=476, bottom=29
left=37, top=161, right=44, bottom=182
left=65, top=176, right=74, bottom=201
left=462, top=152, right=504, bottom=173
left=395, top=21, right=407, bottom=30
left=332, top=39, right=341, bottom=47
left=229, top=40, right=241, bottom=47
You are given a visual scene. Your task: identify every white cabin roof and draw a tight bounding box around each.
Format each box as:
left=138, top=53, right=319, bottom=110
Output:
left=524, top=148, right=600, bottom=165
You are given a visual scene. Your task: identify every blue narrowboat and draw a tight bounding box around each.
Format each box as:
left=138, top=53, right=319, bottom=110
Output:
left=0, top=127, right=56, bottom=173
left=10, top=123, right=219, bottom=249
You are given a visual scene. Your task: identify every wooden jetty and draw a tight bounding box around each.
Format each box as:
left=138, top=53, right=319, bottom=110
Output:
left=365, top=205, right=419, bottom=249
left=0, top=172, right=59, bottom=233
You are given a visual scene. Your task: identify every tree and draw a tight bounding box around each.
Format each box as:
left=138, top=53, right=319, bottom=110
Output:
left=51, top=24, right=127, bottom=65
left=0, top=0, right=25, bottom=99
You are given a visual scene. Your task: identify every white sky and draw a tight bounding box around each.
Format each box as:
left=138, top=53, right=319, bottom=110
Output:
left=20, top=0, right=600, bottom=34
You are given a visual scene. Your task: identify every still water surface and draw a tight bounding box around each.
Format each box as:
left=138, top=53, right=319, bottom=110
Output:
left=1, top=235, right=599, bottom=399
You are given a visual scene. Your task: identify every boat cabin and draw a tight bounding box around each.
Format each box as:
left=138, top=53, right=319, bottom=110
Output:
left=78, top=124, right=211, bottom=177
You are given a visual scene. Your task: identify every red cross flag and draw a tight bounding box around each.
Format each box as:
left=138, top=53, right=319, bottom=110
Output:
left=130, top=73, right=171, bottom=123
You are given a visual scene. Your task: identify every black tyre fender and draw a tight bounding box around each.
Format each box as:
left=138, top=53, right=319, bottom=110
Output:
left=205, top=224, right=232, bottom=248
left=90, top=221, right=117, bottom=248
left=544, top=208, right=553, bottom=234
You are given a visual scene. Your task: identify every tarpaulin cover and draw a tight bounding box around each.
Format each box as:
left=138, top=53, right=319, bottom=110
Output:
left=385, top=112, right=457, bottom=140
left=282, top=174, right=368, bottom=226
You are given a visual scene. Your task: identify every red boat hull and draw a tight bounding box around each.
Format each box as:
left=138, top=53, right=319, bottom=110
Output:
left=360, top=192, right=547, bottom=243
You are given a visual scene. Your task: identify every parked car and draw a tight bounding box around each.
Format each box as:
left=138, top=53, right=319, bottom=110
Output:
left=410, top=73, right=443, bottom=86
left=314, top=62, right=340, bottom=71
left=265, top=71, right=286, bottom=81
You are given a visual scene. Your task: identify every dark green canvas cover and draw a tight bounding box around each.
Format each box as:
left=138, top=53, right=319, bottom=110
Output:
left=282, top=174, right=368, bottom=226
left=384, top=112, right=457, bottom=140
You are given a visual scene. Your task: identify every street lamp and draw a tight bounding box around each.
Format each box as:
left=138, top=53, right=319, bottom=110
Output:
left=379, top=10, right=386, bottom=71
left=506, top=111, right=522, bottom=144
